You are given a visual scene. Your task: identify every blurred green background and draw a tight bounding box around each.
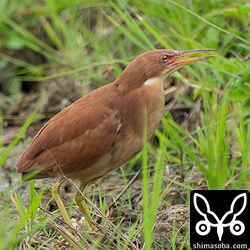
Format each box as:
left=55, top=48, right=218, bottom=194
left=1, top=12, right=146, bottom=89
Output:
left=0, top=0, right=249, bottom=98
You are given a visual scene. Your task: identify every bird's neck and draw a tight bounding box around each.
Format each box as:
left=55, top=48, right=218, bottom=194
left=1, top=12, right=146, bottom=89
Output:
left=114, top=63, right=149, bottom=93
left=115, top=76, right=165, bottom=140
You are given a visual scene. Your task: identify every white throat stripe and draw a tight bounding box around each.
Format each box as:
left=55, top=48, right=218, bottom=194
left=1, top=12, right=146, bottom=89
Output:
left=143, top=77, right=157, bottom=86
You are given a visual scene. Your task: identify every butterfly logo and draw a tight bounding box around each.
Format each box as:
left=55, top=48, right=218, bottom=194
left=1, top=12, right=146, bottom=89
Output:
left=193, top=193, right=247, bottom=241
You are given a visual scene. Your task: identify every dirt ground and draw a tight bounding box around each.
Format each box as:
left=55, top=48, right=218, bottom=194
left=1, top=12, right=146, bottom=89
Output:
left=1, top=78, right=207, bottom=249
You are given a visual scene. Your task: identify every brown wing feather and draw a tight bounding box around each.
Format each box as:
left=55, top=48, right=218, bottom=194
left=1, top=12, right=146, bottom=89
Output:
left=17, top=83, right=120, bottom=176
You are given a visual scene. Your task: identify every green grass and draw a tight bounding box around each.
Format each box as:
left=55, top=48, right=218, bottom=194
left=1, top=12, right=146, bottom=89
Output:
left=0, top=0, right=250, bottom=249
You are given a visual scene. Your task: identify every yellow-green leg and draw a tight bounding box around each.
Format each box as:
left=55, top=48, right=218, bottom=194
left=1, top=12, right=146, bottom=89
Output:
left=75, top=187, right=97, bottom=230
left=52, top=179, right=72, bottom=227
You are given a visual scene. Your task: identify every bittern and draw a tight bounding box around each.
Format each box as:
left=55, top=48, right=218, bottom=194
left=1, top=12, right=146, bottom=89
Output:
left=17, top=49, right=214, bottom=228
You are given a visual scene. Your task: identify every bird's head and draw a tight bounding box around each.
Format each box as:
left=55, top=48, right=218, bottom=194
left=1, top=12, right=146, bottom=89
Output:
left=116, top=49, right=215, bottom=91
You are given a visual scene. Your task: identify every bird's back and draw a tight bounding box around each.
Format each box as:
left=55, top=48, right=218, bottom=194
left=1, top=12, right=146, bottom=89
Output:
left=17, top=83, right=121, bottom=180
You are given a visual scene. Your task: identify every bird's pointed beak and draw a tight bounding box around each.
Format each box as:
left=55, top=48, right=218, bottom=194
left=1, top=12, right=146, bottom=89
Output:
left=171, top=49, right=216, bottom=67
left=162, top=49, right=216, bottom=78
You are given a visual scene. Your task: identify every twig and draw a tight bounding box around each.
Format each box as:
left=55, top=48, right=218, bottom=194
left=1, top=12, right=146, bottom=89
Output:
left=106, top=169, right=142, bottom=213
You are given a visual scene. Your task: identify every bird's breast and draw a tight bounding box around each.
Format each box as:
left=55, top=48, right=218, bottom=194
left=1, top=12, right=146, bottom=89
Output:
left=109, top=78, right=165, bottom=166
left=144, top=79, right=165, bottom=138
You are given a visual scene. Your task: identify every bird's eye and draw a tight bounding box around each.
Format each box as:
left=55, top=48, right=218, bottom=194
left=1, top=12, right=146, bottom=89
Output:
left=162, top=55, right=168, bottom=62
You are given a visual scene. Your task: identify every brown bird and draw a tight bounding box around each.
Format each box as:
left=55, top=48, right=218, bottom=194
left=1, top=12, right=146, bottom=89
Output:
left=17, top=49, right=214, bottom=228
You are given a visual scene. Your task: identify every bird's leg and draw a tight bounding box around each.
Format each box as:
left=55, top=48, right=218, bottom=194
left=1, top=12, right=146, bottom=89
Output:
left=75, top=187, right=97, bottom=230
left=52, top=179, right=72, bottom=226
